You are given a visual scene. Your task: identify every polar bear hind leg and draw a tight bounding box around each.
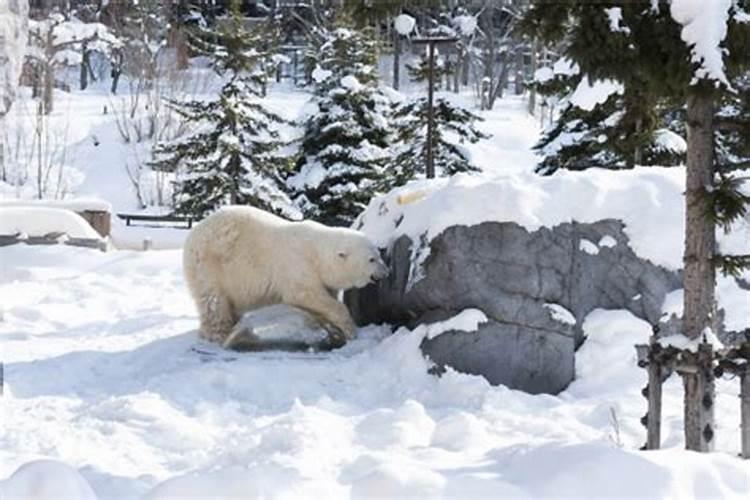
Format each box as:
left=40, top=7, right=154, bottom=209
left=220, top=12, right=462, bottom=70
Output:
left=184, top=251, right=237, bottom=343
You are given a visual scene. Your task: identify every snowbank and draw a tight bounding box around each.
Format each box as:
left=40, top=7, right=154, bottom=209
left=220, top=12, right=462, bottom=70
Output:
left=0, top=206, right=101, bottom=239
left=0, top=197, right=112, bottom=212
left=355, top=168, right=748, bottom=272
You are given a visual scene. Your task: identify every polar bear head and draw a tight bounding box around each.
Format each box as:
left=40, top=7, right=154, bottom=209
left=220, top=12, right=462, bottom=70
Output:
left=321, top=229, right=389, bottom=291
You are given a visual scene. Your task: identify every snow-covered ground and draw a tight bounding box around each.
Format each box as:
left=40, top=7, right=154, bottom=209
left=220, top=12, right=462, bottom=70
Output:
left=2, top=244, right=749, bottom=499
left=2, top=79, right=749, bottom=498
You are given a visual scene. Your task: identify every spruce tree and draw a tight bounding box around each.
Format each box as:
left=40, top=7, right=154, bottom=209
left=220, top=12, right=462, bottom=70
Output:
left=151, top=3, right=296, bottom=220
left=530, top=48, right=685, bottom=174
left=522, top=1, right=750, bottom=340
left=288, top=24, right=393, bottom=225
left=390, top=97, right=488, bottom=184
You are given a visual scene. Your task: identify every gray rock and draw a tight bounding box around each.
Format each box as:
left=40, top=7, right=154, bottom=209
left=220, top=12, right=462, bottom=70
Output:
left=346, top=219, right=682, bottom=394
left=223, top=304, right=342, bottom=352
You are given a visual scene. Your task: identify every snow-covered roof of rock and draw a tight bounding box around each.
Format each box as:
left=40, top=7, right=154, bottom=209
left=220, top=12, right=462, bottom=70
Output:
left=355, top=168, right=748, bottom=271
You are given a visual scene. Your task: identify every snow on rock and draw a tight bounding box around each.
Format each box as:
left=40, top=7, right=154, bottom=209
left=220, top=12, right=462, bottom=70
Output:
left=653, top=128, right=688, bottom=154
left=544, top=303, right=576, bottom=325
left=0, top=207, right=101, bottom=239
left=599, top=235, right=617, bottom=248
left=356, top=167, right=731, bottom=271
left=421, top=308, right=488, bottom=340
left=2, top=460, right=98, bottom=500
left=670, top=0, right=733, bottom=86
left=661, top=288, right=684, bottom=320
left=569, top=78, right=624, bottom=111
left=579, top=238, right=600, bottom=255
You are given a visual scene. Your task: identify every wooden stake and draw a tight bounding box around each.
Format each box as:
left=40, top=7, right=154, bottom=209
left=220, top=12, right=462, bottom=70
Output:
left=682, top=343, right=715, bottom=452
left=646, top=351, right=663, bottom=450
left=741, top=369, right=750, bottom=459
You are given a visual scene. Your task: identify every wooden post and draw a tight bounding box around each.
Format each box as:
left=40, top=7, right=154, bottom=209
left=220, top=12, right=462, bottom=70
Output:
left=426, top=40, right=436, bottom=179
left=741, top=368, right=750, bottom=459
left=646, top=345, right=663, bottom=449
left=637, top=333, right=664, bottom=450
left=681, top=343, right=715, bottom=452
left=77, top=210, right=111, bottom=238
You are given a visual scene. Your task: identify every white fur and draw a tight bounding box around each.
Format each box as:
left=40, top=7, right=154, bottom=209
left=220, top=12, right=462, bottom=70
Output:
left=183, top=206, right=386, bottom=344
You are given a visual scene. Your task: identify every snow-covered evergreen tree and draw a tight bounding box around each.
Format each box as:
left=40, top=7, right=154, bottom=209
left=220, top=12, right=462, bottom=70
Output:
left=390, top=97, right=488, bottom=184
left=530, top=53, right=685, bottom=174
left=406, top=48, right=453, bottom=91
left=523, top=1, right=750, bottom=341
left=150, top=2, right=296, bottom=220
left=288, top=24, right=393, bottom=225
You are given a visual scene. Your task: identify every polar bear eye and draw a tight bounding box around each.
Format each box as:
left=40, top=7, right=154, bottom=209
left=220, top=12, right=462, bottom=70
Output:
left=338, top=252, right=347, bottom=259
left=369, top=257, right=375, bottom=263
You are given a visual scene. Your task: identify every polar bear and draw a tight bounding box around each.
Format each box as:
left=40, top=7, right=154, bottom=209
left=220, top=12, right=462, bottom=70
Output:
left=183, top=206, right=388, bottom=346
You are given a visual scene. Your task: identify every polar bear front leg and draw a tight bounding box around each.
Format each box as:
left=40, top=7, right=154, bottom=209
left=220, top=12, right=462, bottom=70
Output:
left=197, top=290, right=237, bottom=344
left=283, top=288, right=357, bottom=346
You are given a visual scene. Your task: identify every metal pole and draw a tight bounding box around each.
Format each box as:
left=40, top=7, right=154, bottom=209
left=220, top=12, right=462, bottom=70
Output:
left=426, top=41, right=436, bottom=179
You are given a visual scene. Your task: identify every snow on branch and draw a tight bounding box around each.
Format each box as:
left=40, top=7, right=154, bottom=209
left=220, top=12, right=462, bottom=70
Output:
left=669, top=0, right=733, bottom=86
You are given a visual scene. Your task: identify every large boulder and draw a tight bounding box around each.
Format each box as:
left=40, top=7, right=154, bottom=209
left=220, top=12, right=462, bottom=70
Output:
left=347, top=219, right=682, bottom=394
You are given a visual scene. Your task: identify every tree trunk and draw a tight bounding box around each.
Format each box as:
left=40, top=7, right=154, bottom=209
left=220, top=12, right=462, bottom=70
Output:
left=683, top=91, right=716, bottom=340
left=80, top=43, right=89, bottom=90
left=528, top=38, right=538, bottom=114
left=514, top=42, right=524, bottom=95
left=393, top=31, right=401, bottom=91
left=42, top=61, right=53, bottom=114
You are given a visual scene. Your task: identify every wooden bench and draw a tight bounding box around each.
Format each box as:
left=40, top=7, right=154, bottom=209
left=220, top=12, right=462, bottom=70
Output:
left=116, top=213, right=194, bottom=229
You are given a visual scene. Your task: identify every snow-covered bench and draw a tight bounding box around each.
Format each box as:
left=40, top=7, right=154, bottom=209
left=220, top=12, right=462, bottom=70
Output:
left=116, top=213, right=194, bottom=229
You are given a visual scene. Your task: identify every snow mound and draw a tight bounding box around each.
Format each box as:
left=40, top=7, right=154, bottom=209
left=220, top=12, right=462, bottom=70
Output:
left=0, top=206, right=101, bottom=239
left=2, top=460, right=98, bottom=500
left=357, top=168, right=738, bottom=271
